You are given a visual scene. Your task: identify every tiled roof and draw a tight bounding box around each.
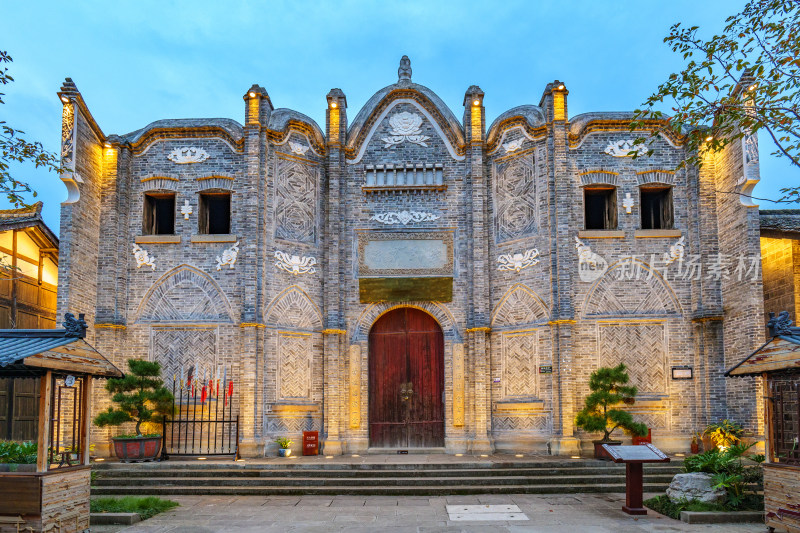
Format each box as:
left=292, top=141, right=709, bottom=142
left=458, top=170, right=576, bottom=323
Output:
left=760, top=209, right=800, bottom=234
left=0, top=332, right=76, bottom=367
left=0, top=201, right=59, bottom=246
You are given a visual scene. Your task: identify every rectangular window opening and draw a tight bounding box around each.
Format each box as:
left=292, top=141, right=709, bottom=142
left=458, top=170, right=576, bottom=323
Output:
left=640, top=186, right=674, bottom=230
left=199, top=192, right=231, bottom=235
left=584, top=187, right=617, bottom=230
left=143, top=193, right=176, bottom=235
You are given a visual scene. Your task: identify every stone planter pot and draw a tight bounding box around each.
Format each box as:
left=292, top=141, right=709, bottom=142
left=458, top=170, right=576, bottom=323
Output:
left=112, top=436, right=162, bottom=462
left=278, top=448, right=291, bottom=457
left=593, top=439, right=621, bottom=460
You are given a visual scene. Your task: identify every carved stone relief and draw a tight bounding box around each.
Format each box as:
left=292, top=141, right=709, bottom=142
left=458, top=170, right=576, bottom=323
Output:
left=604, top=139, right=647, bottom=157
left=381, top=111, right=430, bottom=148
left=264, top=286, right=323, bottom=331
left=277, top=332, right=312, bottom=400
left=494, top=154, right=537, bottom=242
left=61, top=102, right=75, bottom=170
left=216, top=241, right=240, bottom=270
left=288, top=141, right=309, bottom=156
left=138, top=266, right=234, bottom=323
left=181, top=199, right=193, bottom=220
left=370, top=211, right=440, bottom=225
left=274, top=250, right=317, bottom=275
left=502, top=138, right=525, bottom=153
left=167, top=147, right=210, bottom=164
left=497, top=249, right=540, bottom=272
left=492, top=415, right=551, bottom=432
left=622, top=193, right=634, bottom=214
left=132, top=244, right=156, bottom=270
left=275, top=157, right=318, bottom=244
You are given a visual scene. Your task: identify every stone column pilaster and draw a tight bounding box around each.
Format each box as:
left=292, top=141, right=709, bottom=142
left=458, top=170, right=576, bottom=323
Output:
left=321, top=89, right=348, bottom=455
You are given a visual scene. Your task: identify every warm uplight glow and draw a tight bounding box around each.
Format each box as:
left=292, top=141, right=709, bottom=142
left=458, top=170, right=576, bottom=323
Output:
left=94, top=457, right=105, bottom=462
left=249, top=92, right=256, bottom=98
left=326, top=455, right=333, bottom=459
left=455, top=453, right=463, bottom=457
left=236, top=459, right=245, bottom=462
left=674, top=453, right=685, bottom=457
left=748, top=84, right=757, bottom=91
left=104, top=142, right=112, bottom=148
left=571, top=455, right=581, bottom=459
left=480, top=454, right=488, bottom=457
left=473, top=99, right=480, bottom=106
left=705, top=136, right=713, bottom=142
left=558, top=84, right=565, bottom=90
left=198, top=457, right=207, bottom=460
left=352, top=454, right=360, bottom=457
left=515, top=454, right=524, bottom=458
left=289, top=456, right=298, bottom=459
left=60, top=96, right=69, bottom=103
left=330, top=102, right=337, bottom=108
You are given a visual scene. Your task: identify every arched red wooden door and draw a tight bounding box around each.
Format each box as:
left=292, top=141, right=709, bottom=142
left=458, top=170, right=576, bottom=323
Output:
left=369, top=307, right=444, bottom=448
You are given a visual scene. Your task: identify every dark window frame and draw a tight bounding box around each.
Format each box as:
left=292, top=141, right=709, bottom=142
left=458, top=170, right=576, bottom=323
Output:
left=583, top=186, right=618, bottom=230
left=142, top=192, right=176, bottom=235
left=639, top=185, right=674, bottom=230
left=198, top=190, right=232, bottom=235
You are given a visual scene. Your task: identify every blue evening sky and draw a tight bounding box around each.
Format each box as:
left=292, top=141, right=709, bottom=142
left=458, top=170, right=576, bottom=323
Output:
left=1, top=0, right=796, bottom=234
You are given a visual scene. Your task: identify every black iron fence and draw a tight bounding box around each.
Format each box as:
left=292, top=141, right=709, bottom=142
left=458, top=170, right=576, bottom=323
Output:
left=161, top=375, right=238, bottom=460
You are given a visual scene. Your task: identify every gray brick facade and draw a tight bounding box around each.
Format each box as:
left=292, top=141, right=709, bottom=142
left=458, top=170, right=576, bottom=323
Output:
left=54, top=59, right=765, bottom=457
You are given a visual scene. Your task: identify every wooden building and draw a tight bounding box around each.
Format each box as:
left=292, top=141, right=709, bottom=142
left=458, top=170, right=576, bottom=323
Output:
left=726, top=311, right=800, bottom=533
left=0, top=201, right=59, bottom=330
left=0, top=314, right=122, bottom=533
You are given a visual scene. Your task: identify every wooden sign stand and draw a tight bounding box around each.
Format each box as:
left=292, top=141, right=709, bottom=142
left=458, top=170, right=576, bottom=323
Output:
left=601, top=443, right=670, bottom=515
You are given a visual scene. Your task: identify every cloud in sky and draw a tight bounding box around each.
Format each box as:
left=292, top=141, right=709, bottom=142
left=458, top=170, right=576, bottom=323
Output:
left=2, top=0, right=796, bottom=233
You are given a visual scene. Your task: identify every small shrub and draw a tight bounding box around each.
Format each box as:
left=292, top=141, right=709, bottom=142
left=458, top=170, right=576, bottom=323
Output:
left=0, top=441, right=37, bottom=464
left=644, top=494, right=763, bottom=519
left=90, top=496, right=179, bottom=520
left=275, top=437, right=292, bottom=449
left=703, top=419, right=744, bottom=449
left=682, top=442, right=764, bottom=509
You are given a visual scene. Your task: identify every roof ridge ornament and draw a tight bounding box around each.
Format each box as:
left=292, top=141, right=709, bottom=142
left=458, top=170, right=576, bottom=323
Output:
left=398, top=55, right=412, bottom=82
left=63, top=313, right=88, bottom=338
left=767, top=311, right=797, bottom=336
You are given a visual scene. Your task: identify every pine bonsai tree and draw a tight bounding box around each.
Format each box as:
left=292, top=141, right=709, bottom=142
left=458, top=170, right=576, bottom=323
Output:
left=575, top=363, right=648, bottom=442
left=94, top=359, right=173, bottom=437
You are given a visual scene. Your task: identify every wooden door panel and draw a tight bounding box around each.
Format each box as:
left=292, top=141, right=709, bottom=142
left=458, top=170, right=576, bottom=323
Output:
left=369, top=308, right=444, bottom=448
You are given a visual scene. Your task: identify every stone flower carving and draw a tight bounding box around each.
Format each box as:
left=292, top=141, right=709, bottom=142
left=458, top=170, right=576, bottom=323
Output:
left=381, top=111, right=430, bottom=148
left=370, top=210, right=441, bottom=225
left=502, top=138, right=525, bottom=153
left=622, top=192, right=634, bottom=214
left=664, top=236, right=686, bottom=266
left=497, top=248, right=540, bottom=272
left=167, top=147, right=210, bottom=164
left=132, top=243, right=155, bottom=270
left=603, top=139, right=648, bottom=157
left=289, top=141, right=309, bottom=156
left=275, top=250, right=317, bottom=275
left=216, top=241, right=240, bottom=271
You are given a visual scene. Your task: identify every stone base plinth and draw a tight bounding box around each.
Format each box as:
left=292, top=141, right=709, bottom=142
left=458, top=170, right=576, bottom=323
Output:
left=548, top=437, right=582, bottom=456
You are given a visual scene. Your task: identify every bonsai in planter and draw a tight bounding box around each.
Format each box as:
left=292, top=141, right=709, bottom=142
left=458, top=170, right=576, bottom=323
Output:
left=275, top=437, right=293, bottom=457
left=94, top=359, right=173, bottom=462
left=575, top=363, right=648, bottom=459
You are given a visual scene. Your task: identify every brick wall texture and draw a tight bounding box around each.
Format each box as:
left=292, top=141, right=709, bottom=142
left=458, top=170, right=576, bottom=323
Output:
left=54, top=60, right=766, bottom=456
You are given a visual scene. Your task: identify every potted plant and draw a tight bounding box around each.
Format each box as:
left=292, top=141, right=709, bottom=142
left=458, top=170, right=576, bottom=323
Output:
left=703, top=419, right=744, bottom=450
left=275, top=437, right=293, bottom=457
left=691, top=432, right=702, bottom=454
left=575, top=363, right=648, bottom=460
left=93, top=359, right=173, bottom=462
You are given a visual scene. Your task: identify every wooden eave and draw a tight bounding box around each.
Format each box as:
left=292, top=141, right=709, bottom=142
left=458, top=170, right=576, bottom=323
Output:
left=725, top=336, right=800, bottom=377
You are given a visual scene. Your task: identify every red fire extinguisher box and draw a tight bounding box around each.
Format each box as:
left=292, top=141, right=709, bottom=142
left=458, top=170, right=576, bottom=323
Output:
left=303, top=431, right=319, bottom=456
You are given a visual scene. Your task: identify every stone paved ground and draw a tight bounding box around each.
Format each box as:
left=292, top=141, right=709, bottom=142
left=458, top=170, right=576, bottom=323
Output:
left=97, top=493, right=767, bottom=533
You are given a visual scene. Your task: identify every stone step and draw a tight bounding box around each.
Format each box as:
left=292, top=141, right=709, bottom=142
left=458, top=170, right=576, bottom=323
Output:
left=90, top=482, right=671, bottom=497
left=93, top=466, right=682, bottom=479
left=92, top=473, right=676, bottom=488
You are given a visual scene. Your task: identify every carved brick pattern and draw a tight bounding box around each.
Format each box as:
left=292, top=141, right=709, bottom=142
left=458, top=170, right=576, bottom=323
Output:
left=152, top=328, right=216, bottom=386
left=264, top=287, right=323, bottom=331
left=349, top=345, right=361, bottom=428
left=453, top=343, right=465, bottom=426
left=266, top=416, right=321, bottom=433
left=494, top=154, right=537, bottom=242
left=138, top=266, right=233, bottom=323
left=277, top=333, right=311, bottom=400
left=583, top=261, right=679, bottom=317
left=492, top=415, right=551, bottom=432
left=598, top=323, right=667, bottom=395
left=275, top=157, right=318, bottom=244
left=491, top=284, right=549, bottom=327
left=626, top=411, right=668, bottom=429
left=502, top=332, right=537, bottom=398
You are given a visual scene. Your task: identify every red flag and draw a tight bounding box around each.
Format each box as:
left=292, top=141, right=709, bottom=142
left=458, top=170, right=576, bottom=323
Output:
left=201, top=385, right=207, bottom=404
left=216, top=381, right=220, bottom=398
left=228, top=381, right=233, bottom=398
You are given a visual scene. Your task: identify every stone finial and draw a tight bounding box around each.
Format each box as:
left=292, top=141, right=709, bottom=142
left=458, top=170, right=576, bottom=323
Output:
left=398, top=55, right=412, bottom=82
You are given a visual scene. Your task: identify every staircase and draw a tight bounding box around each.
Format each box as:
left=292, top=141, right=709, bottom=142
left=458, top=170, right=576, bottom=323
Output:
left=91, top=459, right=682, bottom=496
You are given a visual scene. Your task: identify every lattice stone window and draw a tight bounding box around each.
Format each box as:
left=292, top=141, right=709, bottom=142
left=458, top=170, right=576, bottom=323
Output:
left=640, top=186, right=674, bottom=230
left=143, top=192, right=176, bottom=235
left=364, top=163, right=444, bottom=191
left=772, top=372, right=800, bottom=466
left=584, top=186, right=617, bottom=230
left=198, top=191, right=231, bottom=235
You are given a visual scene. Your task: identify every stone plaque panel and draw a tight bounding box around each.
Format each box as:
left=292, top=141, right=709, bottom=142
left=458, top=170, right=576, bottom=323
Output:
left=357, top=231, right=454, bottom=277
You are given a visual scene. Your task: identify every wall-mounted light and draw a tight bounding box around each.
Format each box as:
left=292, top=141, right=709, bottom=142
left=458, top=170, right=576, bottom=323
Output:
left=557, top=84, right=565, bottom=90
left=104, top=142, right=112, bottom=148
left=60, top=96, right=69, bottom=103
left=705, top=136, right=713, bottom=142
left=249, top=92, right=256, bottom=98
left=748, top=84, right=757, bottom=91
left=330, top=102, right=337, bottom=108
left=472, top=99, right=481, bottom=106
